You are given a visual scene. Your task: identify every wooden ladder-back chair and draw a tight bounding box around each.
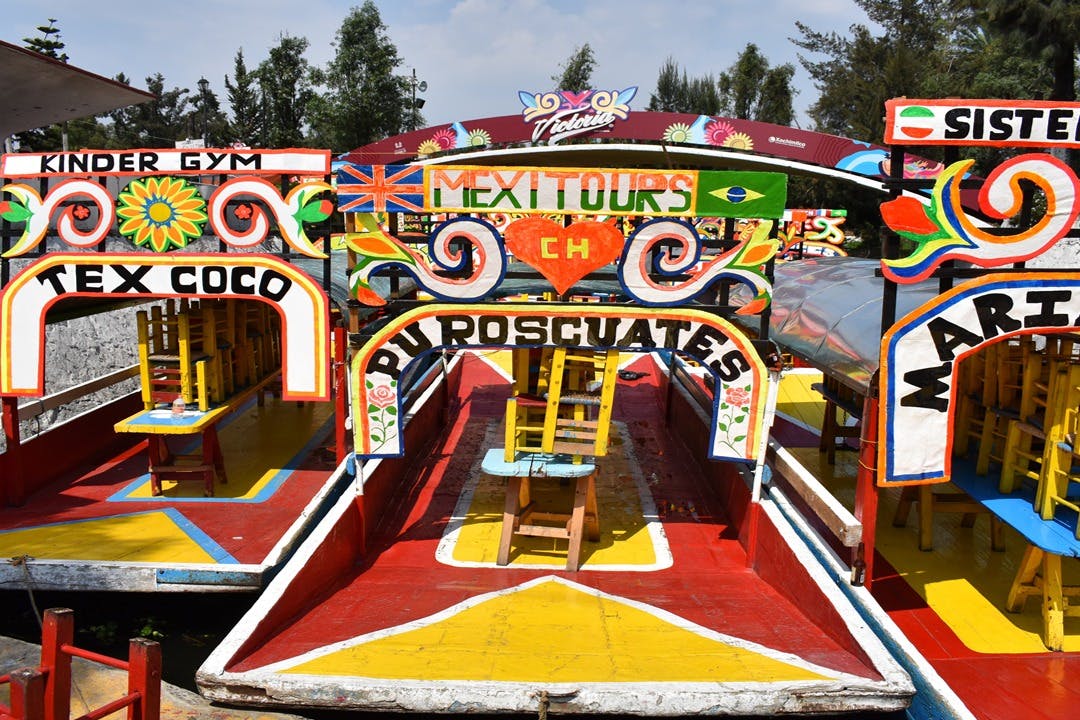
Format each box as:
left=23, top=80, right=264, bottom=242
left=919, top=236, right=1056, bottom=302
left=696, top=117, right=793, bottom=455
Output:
left=539, top=346, right=620, bottom=461
left=975, top=337, right=1029, bottom=475
left=1035, top=362, right=1080, bottom=536
left=136, top=302, right=212, bottom=411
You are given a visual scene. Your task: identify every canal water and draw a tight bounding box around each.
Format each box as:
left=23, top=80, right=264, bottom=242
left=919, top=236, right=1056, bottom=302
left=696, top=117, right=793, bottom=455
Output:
left=0, top=587, right=907, bottom=720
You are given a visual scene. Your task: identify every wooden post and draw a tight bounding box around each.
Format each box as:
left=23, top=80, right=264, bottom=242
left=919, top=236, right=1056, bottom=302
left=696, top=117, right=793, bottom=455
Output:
left=334, top=324, right=348, bottom=466
left=40, top=608, right=72, bottom=720
left=8, top=667, right=46, bottom=720
left=126, top=638, right=161, bottom=720
left=852, top=393, right=880, bottom=588
left=1, top=396, right=24, bottom=507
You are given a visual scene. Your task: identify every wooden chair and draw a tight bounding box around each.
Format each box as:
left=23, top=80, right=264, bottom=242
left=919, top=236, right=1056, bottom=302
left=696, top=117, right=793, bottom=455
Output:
left=975, top=338, right=1028, bottom=475
left=1035, top=364, right=1080, bottom=534
left=136, top=303, right=212, bottom=411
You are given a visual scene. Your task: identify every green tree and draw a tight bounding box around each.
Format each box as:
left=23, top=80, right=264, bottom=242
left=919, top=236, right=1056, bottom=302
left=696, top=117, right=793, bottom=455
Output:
left=792, top=0, right=949, bottom=141
left=133, top=73, right=191, bottom=147
left=553, top=44, right=596, bottom=91
left=257, top=34, right=316, bottom=148
left=318, top=1, right=409, bottom=152
left=225, top=49, right=261, bottom=146
left=23, top=18, right=68, bottom=61
left=717, top=44, right=796, bottom=125
left=647, top=57, right=689, bottom=112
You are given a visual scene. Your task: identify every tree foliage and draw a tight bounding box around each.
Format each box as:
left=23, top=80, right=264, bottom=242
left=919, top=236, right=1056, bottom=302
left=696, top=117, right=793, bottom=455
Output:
left=256, top=34, right=316, bottom=148
left=23, top=18, right=68, bottom=62
left=647, top=58, right=721, bottom=115
left=225, top=49, right=261, bottom=146
left=718, top=44, right=796, bottom=125
left=319, top=1, right=409, bottom=152
left=553, top=44, right=596, bottom=92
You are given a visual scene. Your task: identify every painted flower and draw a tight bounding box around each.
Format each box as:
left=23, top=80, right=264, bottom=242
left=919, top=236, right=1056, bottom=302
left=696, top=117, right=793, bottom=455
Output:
left=116, top=176, right=207, bottom=252
left=662, top=123, right=691, bottom=143
left=466, top=128, right=491, bottom=147
left=0, top=198, right=30, bottom=223
left=234, top=202, right=253, bottom=220
left=723, top=132, right=754, bottom=150
left=416, top=139, right=441, bottom=155
left=703, top=120, right=735, bottom=146
left=724, top=387, right=751, bottom=408
left=431, top=128, right=456, bottom=149
left=369, top=383, right=397, bottom=408
left=72, top=204, right=91, bottom=220
left=879, top=196, right=940, bottom=237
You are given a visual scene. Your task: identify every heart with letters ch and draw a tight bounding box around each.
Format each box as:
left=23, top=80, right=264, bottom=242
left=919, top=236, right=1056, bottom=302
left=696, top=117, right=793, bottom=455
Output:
left=503, top=217, right=624, bottom=295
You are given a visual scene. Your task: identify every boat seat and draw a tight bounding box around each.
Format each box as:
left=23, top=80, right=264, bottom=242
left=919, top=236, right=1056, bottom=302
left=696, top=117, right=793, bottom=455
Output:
left=482, top=448, right=599, bottom=572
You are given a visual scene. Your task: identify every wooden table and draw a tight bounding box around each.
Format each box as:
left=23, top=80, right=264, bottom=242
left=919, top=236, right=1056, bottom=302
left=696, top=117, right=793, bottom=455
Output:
left=114, top=405, right=231, bottom=496
left=481, top=448, right=599, bottom=571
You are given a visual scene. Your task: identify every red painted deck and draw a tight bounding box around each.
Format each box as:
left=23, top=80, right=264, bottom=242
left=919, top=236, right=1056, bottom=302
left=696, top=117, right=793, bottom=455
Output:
left=201, top=353, right=910, bottom=715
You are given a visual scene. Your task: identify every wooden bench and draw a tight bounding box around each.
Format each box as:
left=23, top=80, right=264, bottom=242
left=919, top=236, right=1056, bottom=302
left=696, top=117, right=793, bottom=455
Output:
left=952, top=467, right=1080, bottom=650
left=114, top=370, right=281, bottom=497
left=481, top=448, right=599, bottom=571
left=811, top=376, right=862, bottom=464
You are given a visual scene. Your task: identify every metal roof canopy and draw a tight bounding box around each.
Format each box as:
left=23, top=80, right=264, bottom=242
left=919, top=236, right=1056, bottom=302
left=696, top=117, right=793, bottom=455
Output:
left=0, top=39, right=154, bottom=138
left=740, top=256, right=937, bottom=396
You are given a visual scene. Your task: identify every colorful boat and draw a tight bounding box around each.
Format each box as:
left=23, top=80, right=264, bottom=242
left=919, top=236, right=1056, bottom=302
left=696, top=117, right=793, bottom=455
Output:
left=3, top=63, right=1075, bottom=717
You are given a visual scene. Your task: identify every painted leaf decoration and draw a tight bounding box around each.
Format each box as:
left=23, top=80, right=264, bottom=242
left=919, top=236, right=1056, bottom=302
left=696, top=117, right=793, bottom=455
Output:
left=737, top=237, right=779, bottom=267
left=518, top=91, right=538, bottom=109
left=295, top=198, right=332, bottom=223
left=0, top=199, right=31, bottom=223
left=617, top=87, right=638, bottom=106
left=345, top=231, right=414, bottom=261
left=880, top=196, right=940, bottom=237
left=736, top=296, right=769, bottom=316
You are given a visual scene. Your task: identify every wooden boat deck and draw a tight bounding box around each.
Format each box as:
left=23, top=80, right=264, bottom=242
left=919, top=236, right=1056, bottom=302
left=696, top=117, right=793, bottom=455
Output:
left=198, top=353, right=911, bottom=716
left=773, top=371, right=1080, bottom=720
left=0, top=394, right=343, bottom=592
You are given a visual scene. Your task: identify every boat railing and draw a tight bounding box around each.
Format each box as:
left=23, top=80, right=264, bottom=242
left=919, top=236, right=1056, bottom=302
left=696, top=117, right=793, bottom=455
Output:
left=15, top=364, right=140, bottom=425
left=668, top=352, right=862, bottom=560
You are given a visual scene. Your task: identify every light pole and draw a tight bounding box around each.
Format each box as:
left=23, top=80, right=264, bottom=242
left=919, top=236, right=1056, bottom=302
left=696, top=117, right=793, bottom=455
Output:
left=197, top=77, right=209, bottom=146
left=409, top=69, right=427, bottom=132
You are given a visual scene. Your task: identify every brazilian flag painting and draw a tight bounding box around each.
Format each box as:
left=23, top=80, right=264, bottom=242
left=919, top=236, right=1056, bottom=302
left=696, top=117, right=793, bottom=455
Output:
left=693, top=171, right=787, bottom=219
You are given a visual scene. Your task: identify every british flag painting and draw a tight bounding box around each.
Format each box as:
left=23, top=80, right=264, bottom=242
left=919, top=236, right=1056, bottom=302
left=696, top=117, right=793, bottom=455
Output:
left=336, top=164, right=425, bottom=213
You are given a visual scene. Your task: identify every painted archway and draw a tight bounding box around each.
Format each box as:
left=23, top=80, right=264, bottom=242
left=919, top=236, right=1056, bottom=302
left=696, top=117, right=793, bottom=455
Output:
left=0, top=253, right=330, bottom=400
left=879, top=271, right=1080, bottom=484
left=352, top=303, right=768, bottom=461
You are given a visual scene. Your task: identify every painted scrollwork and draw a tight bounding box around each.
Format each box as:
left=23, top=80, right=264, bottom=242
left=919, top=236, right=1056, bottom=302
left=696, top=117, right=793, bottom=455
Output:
left=1, top=180, right=114, bottom=257
left=208, top=176, right=332, bottom=258
left=619, top=219, right=777, bottom=313
left=345, top=216, right=505, bottom=306
left=880, top=153, right=1080, bottom=282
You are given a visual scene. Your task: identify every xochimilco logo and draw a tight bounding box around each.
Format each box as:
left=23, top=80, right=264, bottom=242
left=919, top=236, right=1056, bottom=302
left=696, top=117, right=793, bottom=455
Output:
left=518, top=87, right=637, bottom=144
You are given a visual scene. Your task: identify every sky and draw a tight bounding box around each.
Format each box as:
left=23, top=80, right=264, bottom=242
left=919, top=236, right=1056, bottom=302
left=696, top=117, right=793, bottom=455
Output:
left=3, top=0, right=869, bottom=131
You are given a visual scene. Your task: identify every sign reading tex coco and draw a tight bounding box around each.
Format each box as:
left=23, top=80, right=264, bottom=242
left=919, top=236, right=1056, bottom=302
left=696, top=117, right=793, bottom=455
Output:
left=884, top=98, right=1080, bottom=147
left=0, top=148, right=332, bottom=178
left=336, top=163, right=787, bottom=218
left=878, top=272, right=1080, bottom=485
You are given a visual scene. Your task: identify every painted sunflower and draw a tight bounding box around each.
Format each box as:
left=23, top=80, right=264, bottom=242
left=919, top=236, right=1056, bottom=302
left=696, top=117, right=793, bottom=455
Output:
left=723, top=132, right=754, bottom=150
left=431, top=128, right=457, bottom=149
left=116, top=176, right=207, bottom=252
left=466, top=128, right=491, bottom=147
left=704, top=120, right=735, bottom=146
left=662, top=123, right=691, bottom=143
left=416, top=139, right=441, bottom=156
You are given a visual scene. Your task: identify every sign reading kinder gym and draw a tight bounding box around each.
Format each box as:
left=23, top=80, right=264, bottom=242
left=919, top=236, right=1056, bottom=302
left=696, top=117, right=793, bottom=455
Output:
left=884, top=98, right=1080, bottom=147
left=879, top=273, right=1080, bottom=485
left=0, top=148, right=331, bottom=178
left=0, top=253, right=330, bottom=400
left=352, top=304, right=767, bottom=461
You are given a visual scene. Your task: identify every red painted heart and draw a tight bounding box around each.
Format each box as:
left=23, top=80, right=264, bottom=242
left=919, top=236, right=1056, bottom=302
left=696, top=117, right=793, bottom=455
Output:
left=503, top=217, right=624, bottom=295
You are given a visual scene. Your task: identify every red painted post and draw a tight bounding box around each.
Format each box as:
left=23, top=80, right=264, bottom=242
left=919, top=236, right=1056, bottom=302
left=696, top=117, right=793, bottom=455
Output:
left=1, top=396, right=24, bottom=506
left=852, top=393, right=880, bottom=588
left=9, top=667, right=46, bottom=720
left=126, top=639, right=161, bottom=720
left=40, top=609, right=72, bottom=720
left=334, top=324, right=348, bottom=465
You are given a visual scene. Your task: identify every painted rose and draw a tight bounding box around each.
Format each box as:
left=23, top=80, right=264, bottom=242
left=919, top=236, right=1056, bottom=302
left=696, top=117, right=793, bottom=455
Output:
left=369, top=384, right=397, bottom=408
left=724, top=387, right=751, bottom=408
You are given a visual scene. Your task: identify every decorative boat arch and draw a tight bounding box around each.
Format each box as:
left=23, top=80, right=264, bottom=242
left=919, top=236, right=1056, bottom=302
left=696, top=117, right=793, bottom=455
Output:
left=351, top=303, right=768, bottom=461
left=879, top=271, right=1080, bottom=485
left=0, top=253, right=331, bottom=399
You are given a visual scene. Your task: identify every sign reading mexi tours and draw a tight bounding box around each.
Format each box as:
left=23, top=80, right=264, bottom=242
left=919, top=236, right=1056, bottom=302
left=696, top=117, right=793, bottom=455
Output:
left=884, top=98, right=1080, bottom=147
left=336, top=164, right=788, bottom=218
